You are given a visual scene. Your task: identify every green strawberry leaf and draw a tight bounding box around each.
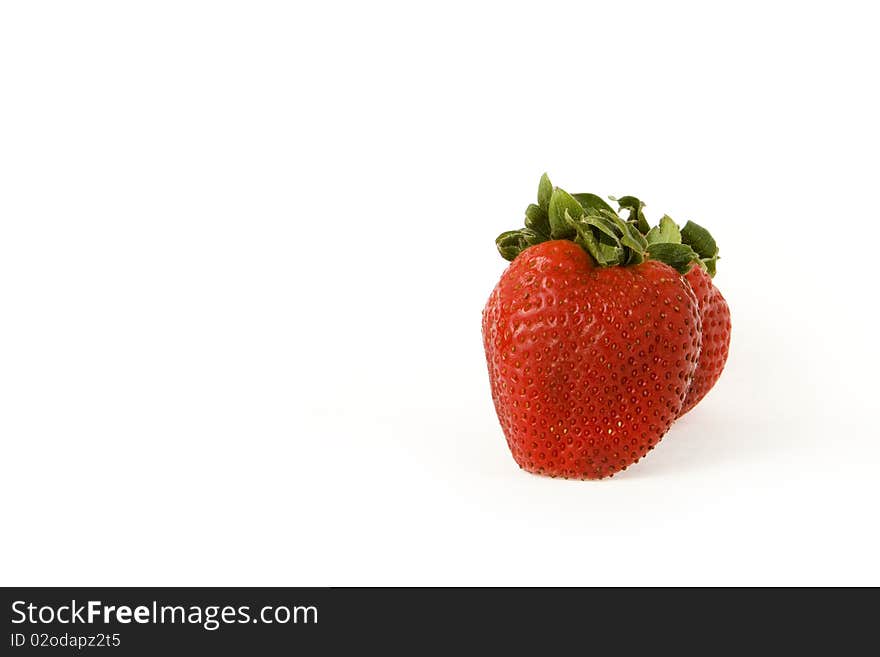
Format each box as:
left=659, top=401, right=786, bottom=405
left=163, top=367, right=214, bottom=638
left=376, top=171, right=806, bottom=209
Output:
left=572, top=193, right=617, bottom=217
left=625, top=247, right=645, bottom=265
left=537, top=173, right=553, bottom=211
left=495, top=230, right=527, bottom=261
left=495, top=228, right=544, bottom=261
left=646, top=242, right=700, bottom=274
left=572, top=223, right=602, bottom=264
left=596, top=232, right=623, bottom=266
left=548, top=187, right=584, bottom=239
left=645, top=214, right=682, bottom=245
left=702, top=255, right=718, bottom=277
left=583, top=213, right=620, bottom=241
left=604, top=209, right=648, bottom=254
left=611, top=195, right=650, bottom=233
left=494, top=174, right=723, bottom=276
left=680, top=220, right=718, bottom=259
left=524, top=203, right=550, bottom=238
left=567, top=210, right=622, bottom=266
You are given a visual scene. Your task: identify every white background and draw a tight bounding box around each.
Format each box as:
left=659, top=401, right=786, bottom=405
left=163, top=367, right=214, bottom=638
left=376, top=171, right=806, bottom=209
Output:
left=1, top=1, right=878, bottom=586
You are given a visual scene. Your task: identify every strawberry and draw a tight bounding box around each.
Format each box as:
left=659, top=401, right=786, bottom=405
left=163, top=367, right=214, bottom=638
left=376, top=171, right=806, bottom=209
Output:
left=678, top=267, right=730, bottom=414
left=679, top=257, right=730, bottom=419
left=629, top=207, right=731, bottom=416
left=483, top=175, right=707, bottom=479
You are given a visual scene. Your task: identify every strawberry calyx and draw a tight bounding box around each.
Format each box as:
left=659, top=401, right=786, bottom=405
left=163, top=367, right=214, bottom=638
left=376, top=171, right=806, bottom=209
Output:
left=496, top=174, right=720, bottom=276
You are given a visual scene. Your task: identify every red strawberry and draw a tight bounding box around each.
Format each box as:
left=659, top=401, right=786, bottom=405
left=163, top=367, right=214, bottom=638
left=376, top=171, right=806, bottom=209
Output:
left=484, top=175, right=705, bottom=479
left=635, top=210, right=731, bottom=416
left=679, top=264, right=731, bottom=415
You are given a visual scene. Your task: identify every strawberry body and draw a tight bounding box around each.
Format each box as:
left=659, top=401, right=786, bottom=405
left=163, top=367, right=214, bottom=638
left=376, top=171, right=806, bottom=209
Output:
left=482, top=240, right=701, bottom=479
left=678, top=266, right=731, bottom=416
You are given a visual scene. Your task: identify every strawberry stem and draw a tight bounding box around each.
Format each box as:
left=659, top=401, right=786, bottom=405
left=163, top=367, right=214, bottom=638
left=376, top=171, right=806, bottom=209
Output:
left=495, top=174, right=721, bottom=277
